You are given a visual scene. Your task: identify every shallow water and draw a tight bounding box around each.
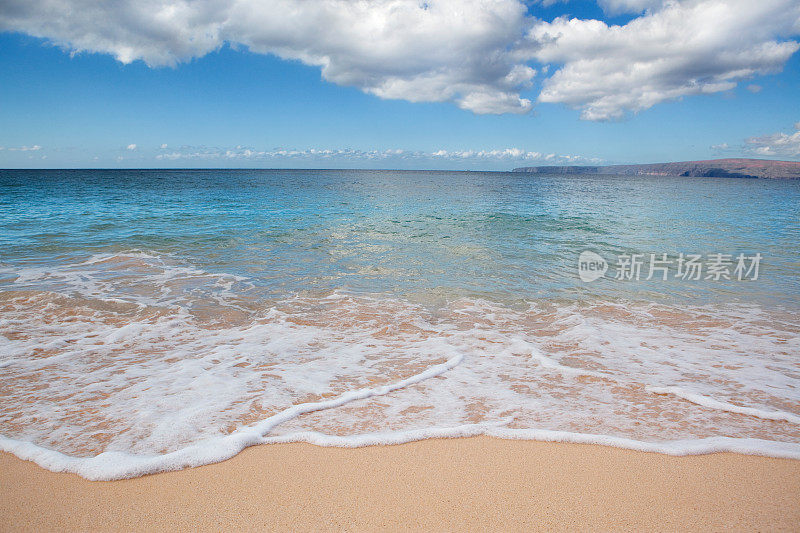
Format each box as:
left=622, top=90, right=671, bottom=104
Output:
left=1, top=169, right=798, bottom=479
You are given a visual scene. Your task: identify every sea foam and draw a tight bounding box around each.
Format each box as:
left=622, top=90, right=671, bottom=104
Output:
left=1, top=252, right=799, bottom=480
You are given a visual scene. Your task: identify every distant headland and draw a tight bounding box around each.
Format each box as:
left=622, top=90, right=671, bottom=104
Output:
left=513, top=159, right=800, bottom=179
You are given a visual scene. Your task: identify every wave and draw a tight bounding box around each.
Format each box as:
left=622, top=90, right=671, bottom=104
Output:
left=647, top=386, right=800, bottom=425
left=0, top=355, right=800, bottom=481
left=0, top=352, right=468, bottom=480
left=1, top=252, right=799, bottom=479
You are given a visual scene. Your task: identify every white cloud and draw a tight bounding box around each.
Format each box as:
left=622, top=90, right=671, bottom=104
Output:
left=160, top=143, right=168, bottom=149
left=598, top=0, right=666, bottom=15
left=528, top=0, right=800, bottom=120
left=0, top=0, right=535, bottom=114
left=7, top=145, right=42, bottom=151
left=744, top=123, right=800, bottom=158
left=127, top=143, right=137, bottom=150
left=154, top=145, right=600, bottom=164
left=746, top=84, right=762, bottom=93
left=1, top=0, right=798, bottom=120
left=535, top=0, right=569, bottom=7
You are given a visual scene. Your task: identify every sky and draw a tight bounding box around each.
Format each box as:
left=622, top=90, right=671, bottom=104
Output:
left=1, top=0, right=799, bottom=170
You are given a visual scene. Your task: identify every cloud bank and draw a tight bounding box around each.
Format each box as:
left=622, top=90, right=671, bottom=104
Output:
left=153, top=145, right=599, bottom=165
left=1, top=0, right=799, bottom=119
left=744, top=123, right=800, bottom=158
left=529, top=0, right=800, bottom=120
left=0, top=145, right=42, bottom=152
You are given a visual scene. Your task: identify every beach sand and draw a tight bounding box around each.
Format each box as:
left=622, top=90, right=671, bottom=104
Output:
left=2, top=436, right=799, bottom=531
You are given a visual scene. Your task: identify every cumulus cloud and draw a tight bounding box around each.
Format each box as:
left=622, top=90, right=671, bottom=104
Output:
left=710, top=142, right=729, bottom=152
left=744, top=123, right=800, bottom=158
left=7, top=145, right=42, bottom=151
left=154, top=145, right=599, bottom=164
left=536, top=0, right=569, bottom=7
left=1, top=0, right=799, bottom=119
left=597, top=0, right=666, bottom=14
left=0, top=0, right=534, bottom=114
left=126, top=143, right=137, bottom=150
left=528, top=0, right=800, bottom=120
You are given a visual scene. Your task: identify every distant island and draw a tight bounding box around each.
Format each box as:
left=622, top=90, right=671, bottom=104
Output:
left=513, top=158, right=800, bottom=179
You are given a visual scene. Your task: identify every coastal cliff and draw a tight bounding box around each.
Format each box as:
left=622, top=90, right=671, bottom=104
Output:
left=513, top=159, right=800, bottom=179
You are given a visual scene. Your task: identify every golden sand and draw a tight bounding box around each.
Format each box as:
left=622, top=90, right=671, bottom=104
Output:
left=2, top=437, right=799, bottom=531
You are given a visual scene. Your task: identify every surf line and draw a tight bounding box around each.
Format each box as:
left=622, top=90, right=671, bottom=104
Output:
left=647, top=386, right=800, bottom=425
left=525, top=341, right=800, bottom=426
left=0, top=351, right=467, bottom=480
left=248, top=351, right=466, bottom=436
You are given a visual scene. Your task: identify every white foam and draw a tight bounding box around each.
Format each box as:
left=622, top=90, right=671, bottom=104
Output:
left=647, top=386, right=800, bottom=425
left=274, top=428, right=800, bottom=460
left=2, top=255, right=800, bottom=479
left=0, top=251, right=252, bottom=309
left=4, top=422, right=800, bottom=481
left=486, top=428, right=800, bottom=459
left=0, top=352, right=465, bottom=480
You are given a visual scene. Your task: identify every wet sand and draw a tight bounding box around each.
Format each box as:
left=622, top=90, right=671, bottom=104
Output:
left=2, top=436, right=799, bottom=531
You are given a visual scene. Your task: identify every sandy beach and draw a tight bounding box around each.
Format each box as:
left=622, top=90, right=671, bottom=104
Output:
left=2, top=436, right=799, bottom=531
left=4, top=0, right=800, bottom=529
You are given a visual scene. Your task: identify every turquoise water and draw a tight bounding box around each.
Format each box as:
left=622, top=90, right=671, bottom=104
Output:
left=2, top=169, right=798, bottom=305
left=1, top=169, right=799, bottom=479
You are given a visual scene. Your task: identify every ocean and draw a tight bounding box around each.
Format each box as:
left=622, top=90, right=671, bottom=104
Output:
left=1, top=169, right=798, bottom=479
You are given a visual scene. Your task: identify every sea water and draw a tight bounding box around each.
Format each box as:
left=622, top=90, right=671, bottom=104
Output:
left=0, top=169, right=798, bottom=479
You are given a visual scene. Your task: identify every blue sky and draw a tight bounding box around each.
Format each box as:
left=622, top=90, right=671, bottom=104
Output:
left=1, top=0, right=799, bottom=169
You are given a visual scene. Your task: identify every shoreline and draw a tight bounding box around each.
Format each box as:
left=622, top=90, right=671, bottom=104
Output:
left=2, top=436, right=799, bottom=531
